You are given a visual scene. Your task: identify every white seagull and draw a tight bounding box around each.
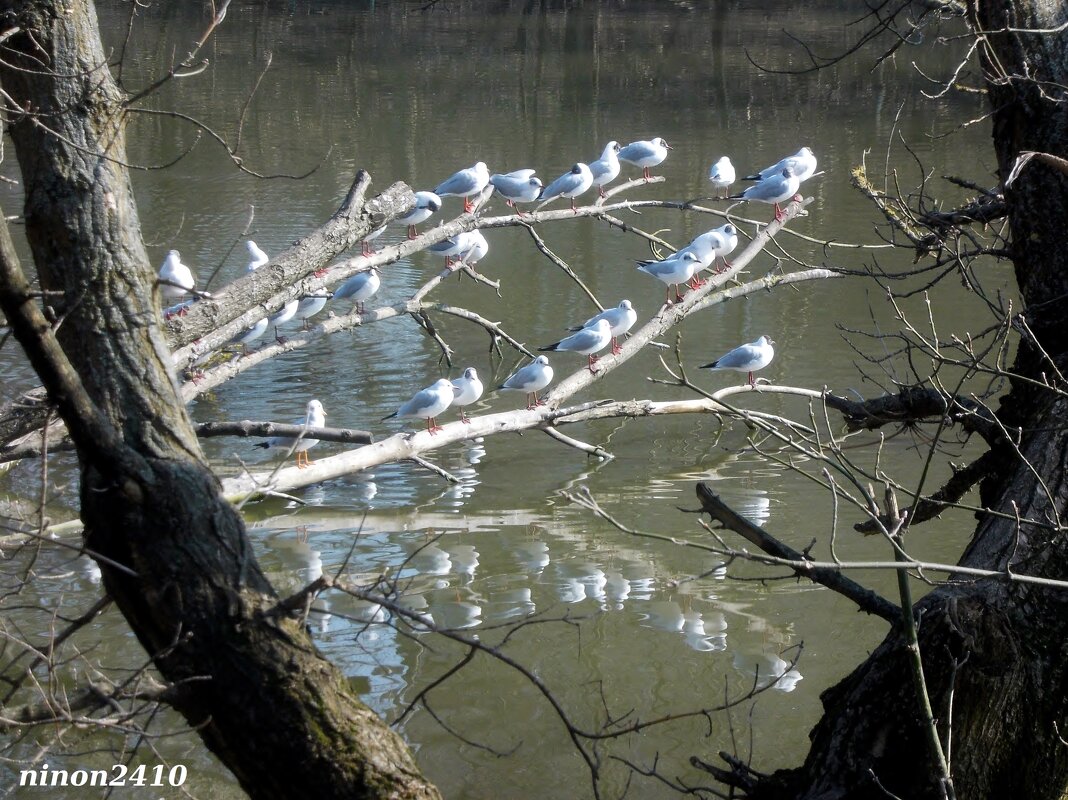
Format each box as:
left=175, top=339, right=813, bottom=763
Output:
left=237, top=241, right=270, bottom=345
left=678, top=223, right=739, bottom=278
left=382, top=378, right=455, bottom=435
left=708, top=156, right=736, bottom=198
left=538, top=163, right=594, bottom=213
left=246, top=240, right=270, bottom=271
left=700, top=335, right=775, bottom=387
left=334, top=268, right=380, bottom=313
left=434, top=162, right=490, bottom=213
left=396, top=191, right=442, bottom=239
left=267, top=298, right=300, bottom=344
left=489, top=170, right=543, bottom=214
left=570, top=299, right=638, bottom=355
left=459, top=229, right=489, bottom=270
left=361, top=224, right=387, bottom=257
left=254, top=399, right=327, bottom=469
left=636, top=250, right=703, bottom=305
left=498, top=356, right=554, bottom=410
left=451, top=367, right=484, bottom=423
left=429, top=230, right=488, bottom=269
left=618, top=137, right=671, bottom=180
left=744, top=146, right=817, bottom=183
left=729, top=168, right=801, bottom=222
left=539, top=318, right=613, bottom=373
left=589, top=141, right=621, bottom=197
left=296, top=291, right=331, bottom=328
left=230, top=317, right=269, bottom=356
left=158, top=249, right=195, bottom=303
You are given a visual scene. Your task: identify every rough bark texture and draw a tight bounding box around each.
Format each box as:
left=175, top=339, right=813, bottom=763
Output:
left=731, top=2, right=1068, bottom=798
left=0, top=2, right=440, bottom=798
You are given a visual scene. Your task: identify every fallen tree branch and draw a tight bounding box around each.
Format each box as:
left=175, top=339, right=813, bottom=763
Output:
left=194, top=420, right=373, bottom=445
left=694, top=483, right=900, bottom=621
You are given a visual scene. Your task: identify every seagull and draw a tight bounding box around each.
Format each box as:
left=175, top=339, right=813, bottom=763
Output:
left=254, top=399, right=327, bottom=469
left=246, top=240, right=270, bottom=271
left=636, top=250, right=702, bottom=304
left=538, top=163, right=594, bottom=213
left=429, top=230, right=487, bottom=269
left=708, top=156, right=736, bottom=198
left=451, top=367, right=484, bottom=423
left=678, top=223, right=739, bottom=278
left=434, top=162, right=490, bottom=213
left=382, top=378, right=455, bottom=435
left=267, top=298, right=299, bottom=344
left=729, top=168, right=800, bottom=222
left=743, top=146, right=817, bottom=183
left=333, top=268, right=380, bottom=313
left=618, top=137, right=671, bottom=180
left=498, top=355, right=554, bottom=410
left=230, top=316, right=268, bottom=356
left=700, top=335, right=775, bottom=387
left=361, top=224, right=387, bottom=257
left=296, top=291, right=332, bottom=328
left=570, top=299, right=637, bottom=355
left=158, top=249, right=195, bottom=307
left=539, top=318, right=613, bottom=373
left=396, top=191, right=442, bottom=239
left=489, top=170, right=543, bottom=214
left=458, top=230, right=489, bottom=271
left=589, top=141, right=621, bottom=197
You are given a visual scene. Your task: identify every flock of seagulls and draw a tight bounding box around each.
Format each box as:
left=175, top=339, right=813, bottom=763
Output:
left=160, top=141, right=817, bottom=465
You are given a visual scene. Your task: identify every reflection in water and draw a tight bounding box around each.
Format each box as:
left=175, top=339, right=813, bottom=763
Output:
left=465, top=438, right=487, bottom=464
left=352, top=473, right=379, bottom=503
left=683, top=610, right=728, bottom=652
left=603, top=571, right=631, bottom=609
left=445, top=544, right=479, bottom=583
left=411, top=544, right=452, bottom=576
left=433, top=600, right=483, bottom=630
left=511, top=540, right=550, bottom=574
left=733, top=650, right=805, bottom=693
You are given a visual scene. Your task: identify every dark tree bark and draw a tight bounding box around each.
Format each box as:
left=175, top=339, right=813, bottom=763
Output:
left=706, top=2, right=1068, bottom=798
left=0, top=2, right=440, bottom=798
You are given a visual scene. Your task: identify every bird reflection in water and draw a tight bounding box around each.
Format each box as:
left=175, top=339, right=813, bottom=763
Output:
left=732, top=650, right=804, bottom=692
left=512, top=540, right=550, bottom=575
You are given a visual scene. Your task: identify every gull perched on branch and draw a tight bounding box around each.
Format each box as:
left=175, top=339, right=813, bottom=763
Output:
left=570, top=299, right=637, bottom=355
left=489, top=170, right=543, bottom=213
left=588, top=141, right=621, bottom=197
left=700, top=336, right=775, bottom=387
left=246, top=239, right=269, bottom=271
left=538, top=163, right=594, bottom=213
left=743, top=146, right=817, bottom=183
left=637, top=250, right=702, bottom=304
left=396, top=191, right=442, bottom=239
left=708, top=156, right=736, bottom=198
left=333, top=268, right=380, bottom=313
left=451, top=368, right=484, bottom=423
left=158, top=249, right=195, bottom=300
left=729, top=168, right=800, bottom=223
left=254, top=399, right=327, bottom=469
left=539, top=318, right=613, bottom=373
left=678, top=223, right=739, bottom=273
left=382, top=379, right=455, bottom=435
left=498, top=356, right=554, bottom=410
left=434, top=161, right=490, bottom=213
left=618, top=137, right=671, bottom=180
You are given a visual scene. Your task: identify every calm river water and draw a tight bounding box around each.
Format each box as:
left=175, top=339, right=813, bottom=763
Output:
left=0, top=2, right=1005, bottom=798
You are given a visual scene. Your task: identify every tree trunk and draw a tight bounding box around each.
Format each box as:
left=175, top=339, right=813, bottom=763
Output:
left=726, top=2, right=1068, bottom=798
left=0, top=2, right=440, bottom=798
